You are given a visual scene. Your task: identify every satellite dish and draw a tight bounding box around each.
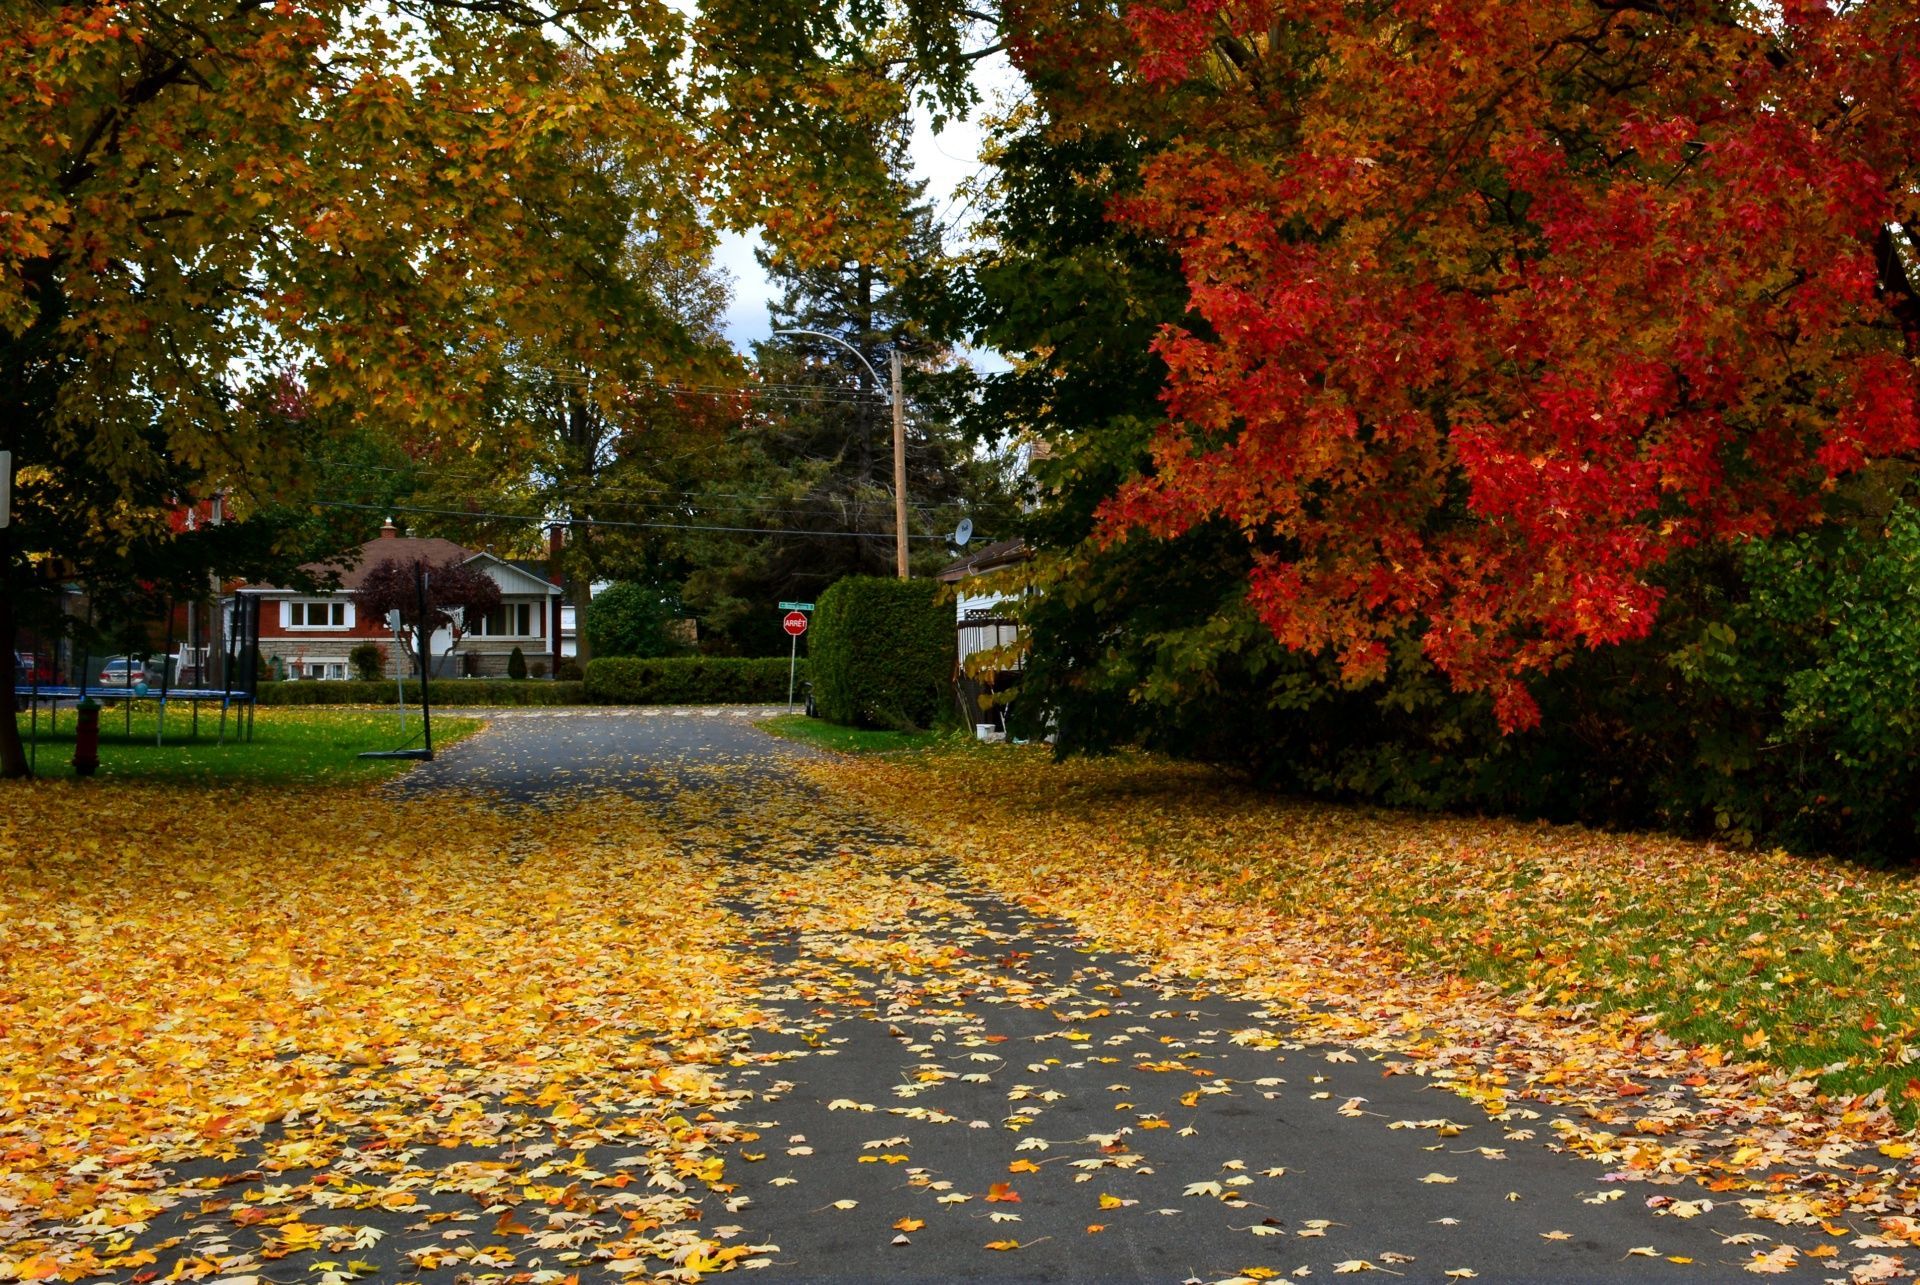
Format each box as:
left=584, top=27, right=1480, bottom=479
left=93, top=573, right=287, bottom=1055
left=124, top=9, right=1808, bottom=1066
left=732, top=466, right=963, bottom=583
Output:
left=952, top=517, right=974, bottom=547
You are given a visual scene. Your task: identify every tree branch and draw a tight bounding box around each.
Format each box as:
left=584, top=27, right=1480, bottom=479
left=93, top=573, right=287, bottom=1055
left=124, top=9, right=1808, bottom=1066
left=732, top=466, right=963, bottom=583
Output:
left=1874, top=225, right=1920, bottom=355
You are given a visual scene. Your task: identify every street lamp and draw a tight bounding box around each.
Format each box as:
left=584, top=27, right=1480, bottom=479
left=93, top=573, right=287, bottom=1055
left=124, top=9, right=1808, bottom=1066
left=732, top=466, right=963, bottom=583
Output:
left=773, top=328, right=909, bottom=579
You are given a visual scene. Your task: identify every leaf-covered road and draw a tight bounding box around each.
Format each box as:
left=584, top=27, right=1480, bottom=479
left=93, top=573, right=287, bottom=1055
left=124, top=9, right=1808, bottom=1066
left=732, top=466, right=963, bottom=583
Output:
left=1, top=710, right=1898, bottom=1282
left=402, top=711, right=1853, bottom=1281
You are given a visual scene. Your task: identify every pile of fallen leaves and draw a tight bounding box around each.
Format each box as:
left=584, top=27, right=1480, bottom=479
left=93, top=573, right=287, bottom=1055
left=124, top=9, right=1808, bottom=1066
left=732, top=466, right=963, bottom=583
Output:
left=799, top=747, right=1920, bottom=1242
left=0, top=782, right=761, bottom=1282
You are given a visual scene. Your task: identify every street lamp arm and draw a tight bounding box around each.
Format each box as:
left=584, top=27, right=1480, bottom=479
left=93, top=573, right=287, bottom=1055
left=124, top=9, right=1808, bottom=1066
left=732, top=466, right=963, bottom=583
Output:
left=771, top=328, right=887, bottom=401
left=772, top=327, right=911, bottom=579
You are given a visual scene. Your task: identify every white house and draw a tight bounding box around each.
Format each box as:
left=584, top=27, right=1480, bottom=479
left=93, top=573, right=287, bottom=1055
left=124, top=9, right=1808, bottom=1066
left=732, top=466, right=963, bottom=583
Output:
left=937, top=537, right=1031, bottom=733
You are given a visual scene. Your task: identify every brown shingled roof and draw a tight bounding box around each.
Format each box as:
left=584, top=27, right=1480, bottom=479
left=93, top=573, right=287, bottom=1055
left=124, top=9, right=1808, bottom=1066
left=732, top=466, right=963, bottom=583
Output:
left=248, top=535, right=475, bottom=591
left=937, top=537, right=1029, bottom=582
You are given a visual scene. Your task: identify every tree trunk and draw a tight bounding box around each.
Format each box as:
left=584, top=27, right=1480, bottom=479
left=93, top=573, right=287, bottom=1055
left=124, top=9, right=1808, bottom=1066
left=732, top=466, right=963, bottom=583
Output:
left=561, top=388, right=597, bottom=667
left=0, top=548, right=28, bottom=779
left=570, top=556, right=594, bottom=665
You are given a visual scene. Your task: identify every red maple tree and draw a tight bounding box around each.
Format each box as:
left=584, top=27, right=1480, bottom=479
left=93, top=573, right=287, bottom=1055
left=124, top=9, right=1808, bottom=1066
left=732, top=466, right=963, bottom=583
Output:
left=1098, top=0, right=1920, bottom=729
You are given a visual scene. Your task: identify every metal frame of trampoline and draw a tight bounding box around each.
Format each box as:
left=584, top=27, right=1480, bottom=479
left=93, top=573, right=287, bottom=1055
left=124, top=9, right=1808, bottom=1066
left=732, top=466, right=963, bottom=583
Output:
left=16, top=594, right=263, bottom=771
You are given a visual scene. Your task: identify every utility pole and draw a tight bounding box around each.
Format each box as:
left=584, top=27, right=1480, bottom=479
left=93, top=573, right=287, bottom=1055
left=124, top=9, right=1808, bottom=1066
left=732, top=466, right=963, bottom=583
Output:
left=891, top=349, right=907, bottom=579
left=773, top=328, right=913, bottom=579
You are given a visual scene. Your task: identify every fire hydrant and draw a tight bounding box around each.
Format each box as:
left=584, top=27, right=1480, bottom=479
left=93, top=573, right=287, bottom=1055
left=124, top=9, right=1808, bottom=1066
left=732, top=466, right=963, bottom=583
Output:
left=72, top=698, right=100, bottom=778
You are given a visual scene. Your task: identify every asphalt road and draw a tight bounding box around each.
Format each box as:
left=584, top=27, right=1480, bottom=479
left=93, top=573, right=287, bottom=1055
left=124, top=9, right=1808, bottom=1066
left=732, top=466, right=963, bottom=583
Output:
left=390, top=709, right=1834, bottom=1283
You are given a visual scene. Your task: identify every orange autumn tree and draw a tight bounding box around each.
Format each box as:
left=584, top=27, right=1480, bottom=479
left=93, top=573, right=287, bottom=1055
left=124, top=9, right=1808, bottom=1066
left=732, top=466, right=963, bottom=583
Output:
left=1099, top=0, right=1920, bottom=730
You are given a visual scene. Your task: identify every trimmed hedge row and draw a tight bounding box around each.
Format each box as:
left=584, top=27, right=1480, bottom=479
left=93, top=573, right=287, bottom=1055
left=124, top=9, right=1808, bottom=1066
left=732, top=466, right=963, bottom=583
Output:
left=258, top=679, right=586, bottom=706
left=811, top=577, right=952, bottom=730
left=583, top=656, right=803, bottom=705
left=261, top=657, right=807, bottom=707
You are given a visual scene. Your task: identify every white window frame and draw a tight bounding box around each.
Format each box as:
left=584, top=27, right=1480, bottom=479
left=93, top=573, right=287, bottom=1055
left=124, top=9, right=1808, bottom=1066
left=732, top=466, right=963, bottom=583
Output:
left=471, top=600, right=539, bottom=639
left=284, top=598, right=354, bottom=631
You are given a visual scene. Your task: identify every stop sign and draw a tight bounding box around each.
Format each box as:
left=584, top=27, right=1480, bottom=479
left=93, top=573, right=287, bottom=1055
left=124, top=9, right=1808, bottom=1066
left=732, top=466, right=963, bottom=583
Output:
left=782, top=610, right=809, bottom=636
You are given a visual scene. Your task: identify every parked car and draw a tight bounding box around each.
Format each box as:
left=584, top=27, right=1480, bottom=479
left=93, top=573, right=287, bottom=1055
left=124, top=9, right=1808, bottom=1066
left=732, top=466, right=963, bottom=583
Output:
left=97, top=657, right=148, bottom=687
left=13, top=651, right=56, bottom=686
left=11, top=653, right=29, bottom=711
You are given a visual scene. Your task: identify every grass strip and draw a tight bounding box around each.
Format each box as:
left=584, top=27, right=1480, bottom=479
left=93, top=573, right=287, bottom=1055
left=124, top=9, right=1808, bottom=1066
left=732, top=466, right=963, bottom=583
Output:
left=8, top=705, right=482, bottom=782
left=756, top=713, right=960, bottom=756
left=806, top=744, right=1920, bottom=1126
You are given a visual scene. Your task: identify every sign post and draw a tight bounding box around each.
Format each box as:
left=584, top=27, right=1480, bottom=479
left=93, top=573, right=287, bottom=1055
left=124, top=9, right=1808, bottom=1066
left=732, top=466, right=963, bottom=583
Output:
left=415, top=563, right=433, bottom=759
left=387, top=608, right=407, bottom=732
left=782, top=608, right=810, bottom=712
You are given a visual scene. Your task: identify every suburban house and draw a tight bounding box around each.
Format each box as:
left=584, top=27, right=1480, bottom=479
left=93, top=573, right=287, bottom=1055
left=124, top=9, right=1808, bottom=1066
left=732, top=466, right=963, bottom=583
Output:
left=232, top=521, right=563, bottom=679
left=937, top=537, right=1031, bottom=733
left=556, top=581, right=612, bottom=660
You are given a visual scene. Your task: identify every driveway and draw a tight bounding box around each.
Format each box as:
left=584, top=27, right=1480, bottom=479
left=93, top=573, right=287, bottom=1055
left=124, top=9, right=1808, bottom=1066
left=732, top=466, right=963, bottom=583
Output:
left=391, top=708, right=1822, bottom=1283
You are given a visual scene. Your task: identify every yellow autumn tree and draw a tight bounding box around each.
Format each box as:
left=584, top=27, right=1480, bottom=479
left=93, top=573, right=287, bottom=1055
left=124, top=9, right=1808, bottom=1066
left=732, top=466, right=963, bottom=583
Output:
left=0, top=0, right=712, bottom=773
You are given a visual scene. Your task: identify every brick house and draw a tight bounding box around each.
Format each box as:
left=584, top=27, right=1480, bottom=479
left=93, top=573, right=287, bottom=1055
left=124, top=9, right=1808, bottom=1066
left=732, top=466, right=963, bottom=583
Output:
left=232, top=522, right=563, bottom=679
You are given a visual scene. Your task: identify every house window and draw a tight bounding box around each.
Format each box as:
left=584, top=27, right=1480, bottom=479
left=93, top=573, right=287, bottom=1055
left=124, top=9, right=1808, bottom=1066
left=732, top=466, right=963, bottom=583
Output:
left=286, top=600, right=350, bottom=629
left=472, top=602, right=535, bottom=637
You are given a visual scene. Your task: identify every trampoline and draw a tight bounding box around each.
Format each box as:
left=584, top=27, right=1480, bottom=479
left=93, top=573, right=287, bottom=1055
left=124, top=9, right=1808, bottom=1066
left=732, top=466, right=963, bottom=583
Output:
left=15, top=595, right=264, bottom=770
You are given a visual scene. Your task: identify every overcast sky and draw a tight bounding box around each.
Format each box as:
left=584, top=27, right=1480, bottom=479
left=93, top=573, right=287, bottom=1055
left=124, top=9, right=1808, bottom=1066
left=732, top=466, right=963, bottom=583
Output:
left=713, top=52, right=1021, bottom=372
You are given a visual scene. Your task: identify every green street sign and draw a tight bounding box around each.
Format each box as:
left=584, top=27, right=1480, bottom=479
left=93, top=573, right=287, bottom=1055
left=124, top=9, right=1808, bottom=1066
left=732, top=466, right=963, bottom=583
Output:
left=778, top=601, right=815, bottom=612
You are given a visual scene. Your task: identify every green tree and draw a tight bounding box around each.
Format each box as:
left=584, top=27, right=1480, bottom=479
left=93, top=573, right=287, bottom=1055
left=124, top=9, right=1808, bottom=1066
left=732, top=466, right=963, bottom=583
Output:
left=682, top=133, right=1009, bottom=653
left=397, top=170, right=742, bottom=663
left=587, top=582, right=688, bottom=659
left=934, top=50, right=1285, bottom=757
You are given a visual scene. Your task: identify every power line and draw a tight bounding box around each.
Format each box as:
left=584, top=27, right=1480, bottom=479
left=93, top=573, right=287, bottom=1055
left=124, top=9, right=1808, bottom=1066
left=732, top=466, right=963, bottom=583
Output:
left=549, top=376, right=888, bottom=406
left=313, top=499, right=953, bottom=541
left=339, top=464, right=965, bottom=516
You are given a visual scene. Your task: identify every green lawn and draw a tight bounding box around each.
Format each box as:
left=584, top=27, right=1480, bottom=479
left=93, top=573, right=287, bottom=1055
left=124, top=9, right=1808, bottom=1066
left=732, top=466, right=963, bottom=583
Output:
left=9, top=703, right=482, bottom=782
left=757, top=713, right=958, bottom=755
left=811, top=746, right=1920, bottom=1124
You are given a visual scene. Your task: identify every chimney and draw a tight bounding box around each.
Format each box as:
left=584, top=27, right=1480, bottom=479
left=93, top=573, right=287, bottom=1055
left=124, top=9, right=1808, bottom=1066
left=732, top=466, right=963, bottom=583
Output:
left=547, top=524, right=566, bottom=585
left=380, top=517, right=398, bottom=539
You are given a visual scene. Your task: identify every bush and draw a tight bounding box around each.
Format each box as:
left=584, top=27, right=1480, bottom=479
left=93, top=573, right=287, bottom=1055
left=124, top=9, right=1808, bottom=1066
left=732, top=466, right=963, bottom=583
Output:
left=348, top=641, right=385, bottom=681
left=508, top=646, right=528, bottom=680
left=588, top=582, right=689, bottom=658
left=257, top=679, right=586, bottom=706
left=461, top=650, right=482, bottom=677
left=811, top=577, right=953, bottom=730
left=556, top=658, right=584, bottom=682
left=1014, top=499, right=1920, bottom=859
left=530, top=659, right=548, bottom=679
left=584, top=656, right=802, bottom=705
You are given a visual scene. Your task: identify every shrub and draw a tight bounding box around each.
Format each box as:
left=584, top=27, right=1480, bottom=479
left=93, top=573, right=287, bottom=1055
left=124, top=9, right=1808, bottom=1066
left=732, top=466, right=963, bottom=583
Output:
left=257, top=679, right=586, bottom=706
left=530, top=659, right=548, bottom=679
left=461, top=650, right=482, bottom=677
left=811, top=577, right=953, bottom=730
left=508, top=645, right=528, bottom=680
left=584, top=656, right=801, bottom=705
left=588, top=582, right=689, bottom=658
left=348, top=642, right=385, bottom=681
left=556, top=658, right=584, bottom=682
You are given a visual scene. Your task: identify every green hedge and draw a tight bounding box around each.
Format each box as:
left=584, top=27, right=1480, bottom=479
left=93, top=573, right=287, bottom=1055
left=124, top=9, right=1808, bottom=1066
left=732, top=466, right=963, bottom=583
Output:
left=583, top=656, right=803, bottom=705
left=811, top=577, right=953, bottom=730
left=258, top=679, right=586, bottom=706
left=262, top=658, right=809, bottom=707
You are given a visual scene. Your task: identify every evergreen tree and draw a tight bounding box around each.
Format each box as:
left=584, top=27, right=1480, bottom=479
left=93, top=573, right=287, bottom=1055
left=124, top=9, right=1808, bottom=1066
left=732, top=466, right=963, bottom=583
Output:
left=683, top=133, right=1011, bottom=653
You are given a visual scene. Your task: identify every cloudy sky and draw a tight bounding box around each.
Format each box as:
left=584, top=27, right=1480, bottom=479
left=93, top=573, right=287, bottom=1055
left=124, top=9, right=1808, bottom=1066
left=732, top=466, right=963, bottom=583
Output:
left=712, top=52, right=1021, bottom=370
